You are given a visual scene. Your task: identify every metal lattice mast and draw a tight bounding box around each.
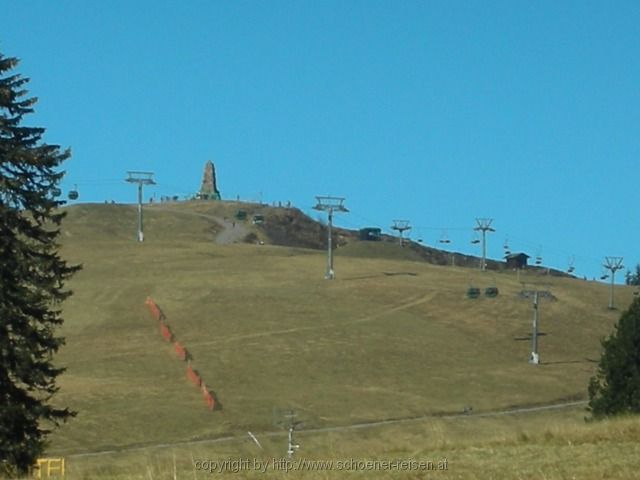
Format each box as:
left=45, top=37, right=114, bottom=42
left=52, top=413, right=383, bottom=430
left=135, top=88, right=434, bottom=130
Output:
left=313, top=196, right=348, bottom=280
left=474, top=218, right=495, bottom=271
left=125, top=171, right=156, bottom=242
left=604, top=256, right=624, bottom=310
left=391, top=220, right=412, bottom=247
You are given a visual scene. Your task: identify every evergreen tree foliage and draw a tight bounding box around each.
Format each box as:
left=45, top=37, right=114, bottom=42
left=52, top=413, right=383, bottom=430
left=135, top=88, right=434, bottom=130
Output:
left=0, top=52, right=79, bottom=475
left=625, top=264, right=640, bottom=286
left=588, top=297, right=640, bottom=418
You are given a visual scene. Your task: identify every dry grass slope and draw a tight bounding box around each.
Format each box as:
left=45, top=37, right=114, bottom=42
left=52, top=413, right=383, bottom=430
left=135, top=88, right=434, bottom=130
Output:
left=36, top=201, right=639, bottom=478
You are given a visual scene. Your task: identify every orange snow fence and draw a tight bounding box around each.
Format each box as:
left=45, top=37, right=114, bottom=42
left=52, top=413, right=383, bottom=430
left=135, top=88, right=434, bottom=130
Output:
left=144, top=296, right=220, bottom=411
left=186, top=364, right=201, bottom=387
left=144, top=296, right=164, bottom=321
left=159, top=322, right=172, bottom=342
left=201, top=383, right=216, bottom=410
left=173, top=341, right=187, bottom=361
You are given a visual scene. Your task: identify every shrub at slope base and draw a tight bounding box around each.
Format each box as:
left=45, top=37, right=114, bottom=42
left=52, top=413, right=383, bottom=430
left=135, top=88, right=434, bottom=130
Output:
left=589, top=298, right=640, bottom=417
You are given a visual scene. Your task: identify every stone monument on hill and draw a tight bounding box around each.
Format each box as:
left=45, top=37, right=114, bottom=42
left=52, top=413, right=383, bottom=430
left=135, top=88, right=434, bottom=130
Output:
left=198, top=160, right=221, bottom=200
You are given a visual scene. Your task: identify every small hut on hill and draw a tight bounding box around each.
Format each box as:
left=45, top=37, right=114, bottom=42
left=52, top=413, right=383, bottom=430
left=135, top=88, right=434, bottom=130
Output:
left=505, top=252, right=530, bottom=269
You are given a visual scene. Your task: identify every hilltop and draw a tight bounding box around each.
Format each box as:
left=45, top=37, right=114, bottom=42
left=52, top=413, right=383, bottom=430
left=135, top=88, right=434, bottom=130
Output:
left=69, top=200, right=566, bottom=275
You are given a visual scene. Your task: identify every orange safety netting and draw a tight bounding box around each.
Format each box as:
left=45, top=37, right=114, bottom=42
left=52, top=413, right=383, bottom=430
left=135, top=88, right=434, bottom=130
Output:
left=144, top=297, right=219, bottom=411
left=201, top=383, right=216, bottom=410
left=186, top=364, right=201, bottom=387
left=173, top=341, right=187, bottom=360
left=144, top=296, right=164, bottom=321
left=159, top=322, right=172, bottom=342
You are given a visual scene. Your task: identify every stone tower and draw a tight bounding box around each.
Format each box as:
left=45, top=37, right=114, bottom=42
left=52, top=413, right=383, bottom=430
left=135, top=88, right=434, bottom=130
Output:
left=198, top=160, right=221, bottom=200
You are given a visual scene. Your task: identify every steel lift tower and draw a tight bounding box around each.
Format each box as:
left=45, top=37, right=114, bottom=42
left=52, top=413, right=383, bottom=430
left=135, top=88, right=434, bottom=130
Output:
left=519, top=289, right=554, bottom=365
left=313, top=196, right=348, bottom=280
left=125, top=171, right=156, bottom=242
left=474, top=218, right=495, bottom=271
left=603, top=256, right=624, bottom=310
left=391, top=220, right=412, bottom=247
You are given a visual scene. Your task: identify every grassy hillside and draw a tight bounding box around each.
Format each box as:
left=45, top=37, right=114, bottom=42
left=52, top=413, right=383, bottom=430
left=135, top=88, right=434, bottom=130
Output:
left=38, top=201, right=639, bottom=477
left=62, top=406, right=640, bottom=479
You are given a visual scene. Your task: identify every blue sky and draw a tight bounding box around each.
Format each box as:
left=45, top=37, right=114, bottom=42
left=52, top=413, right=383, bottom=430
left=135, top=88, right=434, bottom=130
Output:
left=3, top=1, right=639, bottom=281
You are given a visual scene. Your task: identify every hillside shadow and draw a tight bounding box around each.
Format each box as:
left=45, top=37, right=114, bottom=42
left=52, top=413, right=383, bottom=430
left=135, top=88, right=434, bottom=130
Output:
left=342, top=274, right=387, bottom=281
left=541, top=358, right=596, bottom=366
left=513, top=332, right=548, bottom=341
left=342, top=272, right=419, bottom=281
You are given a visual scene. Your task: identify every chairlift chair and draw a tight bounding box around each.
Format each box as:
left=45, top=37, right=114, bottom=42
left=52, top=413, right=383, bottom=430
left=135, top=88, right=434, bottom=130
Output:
left=68, top=184, right=79, bottom=200
left=466, top=286, right=481, bottom=299
left=534, top=246, right=543, bottom=266
left=485, top=287, right=499, bottom=298
left=567, top=256, right=575, bottom=274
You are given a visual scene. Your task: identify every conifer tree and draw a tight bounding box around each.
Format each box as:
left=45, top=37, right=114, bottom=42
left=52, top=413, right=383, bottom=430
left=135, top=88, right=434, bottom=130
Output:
left=625, top=264, right=640, bottom=286
left=0, top=52, right=79, bottom=475
left=588, top=297, right=640, bottom=418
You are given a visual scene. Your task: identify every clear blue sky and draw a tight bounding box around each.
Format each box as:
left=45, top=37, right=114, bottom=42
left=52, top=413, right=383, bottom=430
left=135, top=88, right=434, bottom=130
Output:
left=3, top=1, right=639, bottom=281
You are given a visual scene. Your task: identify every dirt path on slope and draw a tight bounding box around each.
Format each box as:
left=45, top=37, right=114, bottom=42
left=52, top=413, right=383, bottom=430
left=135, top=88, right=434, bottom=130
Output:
left=213, top=216, right=250, bottom=245
left=152, top=207, right=250, bottom=244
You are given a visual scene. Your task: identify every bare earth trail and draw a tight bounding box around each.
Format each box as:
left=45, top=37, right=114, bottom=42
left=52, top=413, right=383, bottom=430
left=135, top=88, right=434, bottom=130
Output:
left=213, top=216, right=250, bottom=245
left=152, top=207, right=250, bottom=244
left=59, top=400, right=588, bottom=459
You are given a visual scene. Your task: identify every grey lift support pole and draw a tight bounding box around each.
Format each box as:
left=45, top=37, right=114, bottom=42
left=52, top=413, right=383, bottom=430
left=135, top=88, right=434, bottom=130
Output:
left=474, top=218, right=495, bottom=271
left=125, top=171, right=156, bottom=242
left=604, top=256, right=624, bottom=310
left=313, top=196, right=348, bottom=280
left=391, top=220, right=411, bottom=246
left=282, top=410, right=301, bottom=458
left=519, top=289, right=553, bottom=365
left=530, top=291, right=540, bottom=364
